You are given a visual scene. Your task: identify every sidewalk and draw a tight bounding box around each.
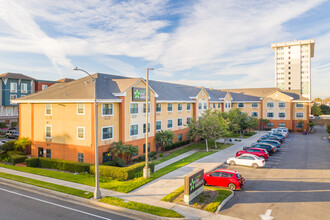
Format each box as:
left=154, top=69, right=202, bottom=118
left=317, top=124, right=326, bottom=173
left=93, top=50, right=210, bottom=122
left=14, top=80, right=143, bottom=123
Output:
left=154, top=149, right=198, bottom=171
left=0, top=132, right=265, bottom=219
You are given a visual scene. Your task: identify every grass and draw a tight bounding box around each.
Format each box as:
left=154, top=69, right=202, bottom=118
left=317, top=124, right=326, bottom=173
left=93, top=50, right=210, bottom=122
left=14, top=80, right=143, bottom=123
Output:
left=100, top=196, right=184, bottom=218
left=0, top=172, right=93, bottom=198
left=204, top=186, right=232, bottom=212
left=161, top=185, right=184, bottom=202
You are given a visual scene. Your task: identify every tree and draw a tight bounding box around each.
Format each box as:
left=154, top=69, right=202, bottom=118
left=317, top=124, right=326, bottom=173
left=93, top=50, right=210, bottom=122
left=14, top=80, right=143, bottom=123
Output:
left=213, top=111, right=230, bottom=147
left=308, top=121, right=315, bottom=132
left=259, top=119, right=270, bottom=130
left=155, top=130, right=174, bottom=152
left=320, top=104, right=330, bottom=115
left=15, top=137, right=32, bottom=154
left=327, top=124, right=330, bottom=135
left=109, top=141, right=129, bottom=158
left=311, top=104, right=322, bottom=116
left=247, top=116, right=258, bottom=131
left=126, top=145, right=137, bottom=163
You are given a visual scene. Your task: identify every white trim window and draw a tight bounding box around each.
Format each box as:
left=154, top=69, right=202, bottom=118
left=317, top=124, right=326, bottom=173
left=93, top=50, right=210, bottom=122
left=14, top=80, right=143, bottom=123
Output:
left=251, top=112, right=258, bottom=117
left=178, top=103, right=183, bottom=111
left=6, top=107, right=13, bottom=116
left=267, top=102, right=274, bottom=108
left=251, top=102, right=258, bottom=108
left=143, top=103, right=150, bottom=113
left=77, top=127, right=85, bottom=140
left=156, top=120, right=162, bottom=131
left=178, top=118, right=183, bottom=127
left=10, top=83, right=17, bottom=93
left=296, top=112, right=304, bottom=118
left=102, top=103, right=113, bottom=116
left=130, top=103, right=139, bottom=114
left=42, top=85, right=48, bottom=90
left=143, top=123, right=151, bottom=134
left=267, top=112, right=274, bottom=118
left=167, top=103, right=173, bottom=112
left=130, top=124, right=138, bottom=136
left=45, top=104, right=52, bottom=116
left=203, top=102, right=207, bottom=109
left=187, top=103, right=191, bottom=111
left=238, top=103, right=244, bottom=108
left=78, top=153, right=84, bottom=163
left=198, top=103, right=202, bottom=110
left=10, top=95, right=17, bottom=103
left=278, top=112, right=286, bottom=118
left=296, top=103, right=304, bottom=108
left=77, top=103, right=85, bottom=115
left=102, top=126, right=113, bottom=140
left=21, top=83, right=28, bottom=93
left=45, top=125, right=52, bottom=138
left=156, top=103, right=162, bottom=113
left=278, top=102, right=286, bottom=108
left=167, top=119, right=173, bottom=129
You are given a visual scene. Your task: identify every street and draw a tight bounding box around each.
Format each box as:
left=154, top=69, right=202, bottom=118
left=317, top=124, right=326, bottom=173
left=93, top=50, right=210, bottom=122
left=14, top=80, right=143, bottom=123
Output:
left=0, top=182, right=133, bottom=220
left=220, top=126, right=330, bottom=220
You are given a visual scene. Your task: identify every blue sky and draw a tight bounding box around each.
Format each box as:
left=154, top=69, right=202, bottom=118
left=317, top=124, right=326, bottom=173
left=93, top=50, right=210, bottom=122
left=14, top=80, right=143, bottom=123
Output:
left=0, top=0, right=329, bottom=98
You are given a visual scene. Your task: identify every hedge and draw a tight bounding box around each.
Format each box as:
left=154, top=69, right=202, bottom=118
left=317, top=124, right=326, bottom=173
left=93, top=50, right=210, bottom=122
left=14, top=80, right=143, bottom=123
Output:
left=7, top=151, right=27, bottom=165
left=90, top=162, right=155, bottom=180
left=25, top=157, right=91, bottom=173
left=164, top=140, right=190, bottom=151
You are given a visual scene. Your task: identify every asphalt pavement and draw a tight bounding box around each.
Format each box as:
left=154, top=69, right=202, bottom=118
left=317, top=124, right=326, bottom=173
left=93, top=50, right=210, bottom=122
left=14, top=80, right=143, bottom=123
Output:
left=219, top=126, right=330, bottom=220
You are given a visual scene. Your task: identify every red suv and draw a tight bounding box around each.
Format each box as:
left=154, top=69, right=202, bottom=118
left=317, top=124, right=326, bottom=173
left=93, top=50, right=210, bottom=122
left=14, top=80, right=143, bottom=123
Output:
left=236, top=148, right=269, bottom=160
left=204, top=169, right=245, bottom=190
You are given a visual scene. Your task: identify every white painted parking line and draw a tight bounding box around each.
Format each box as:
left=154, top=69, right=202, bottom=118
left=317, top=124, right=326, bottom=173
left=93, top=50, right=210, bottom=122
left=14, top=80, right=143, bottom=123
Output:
left=0, top=187, right=112, bottom=220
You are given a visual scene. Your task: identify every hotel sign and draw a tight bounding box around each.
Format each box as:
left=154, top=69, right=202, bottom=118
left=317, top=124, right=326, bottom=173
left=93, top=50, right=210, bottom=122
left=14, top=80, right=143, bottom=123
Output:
left=184, top=168, right=204, bottom=204
left=132, top=87, right=150, bottom=101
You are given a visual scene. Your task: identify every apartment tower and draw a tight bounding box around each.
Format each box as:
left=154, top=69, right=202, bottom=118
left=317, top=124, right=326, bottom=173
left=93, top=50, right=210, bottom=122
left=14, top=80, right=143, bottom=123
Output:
left=271, top=39, right=315, bottom=100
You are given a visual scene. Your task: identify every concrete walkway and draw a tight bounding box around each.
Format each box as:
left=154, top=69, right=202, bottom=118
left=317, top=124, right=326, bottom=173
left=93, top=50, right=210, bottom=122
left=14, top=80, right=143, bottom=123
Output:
left=0, top=132, right=265, bottom=219
left=154, top=149, right=199, bottom=171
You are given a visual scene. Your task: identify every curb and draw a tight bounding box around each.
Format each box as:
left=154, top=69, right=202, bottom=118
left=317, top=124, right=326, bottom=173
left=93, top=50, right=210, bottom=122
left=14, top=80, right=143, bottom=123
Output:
left=215, top=190, right=234, bottom=213
left=0, top=177, right=186, bottom=220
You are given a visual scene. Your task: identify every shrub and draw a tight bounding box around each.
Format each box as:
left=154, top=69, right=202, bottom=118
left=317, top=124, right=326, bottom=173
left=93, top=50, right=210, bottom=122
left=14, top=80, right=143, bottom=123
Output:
left=0, top=122, right=7, bottom=129
left=90, top=162, right=155, bottom=180
left=11, top=122, right=18, bottom=128
left=244, top=131, right=256, bottom=136
left=159, top=153, right=164, bottom=158
left=132, top=158, right=138, bottom=163
left=164, top=140, right=190, bottom=151
left=7, top=151, right=27, bottom=165
left=1, top=141, right=16, bottom=152
left=103, top=158, right=126, bottom=167
left=25, top=157, right=39, bottom=167
left=138, top=155, right=145, bottom=162
left=148, top=151, right=157, bottom=160
left=25, top=157, right=91, bottom=173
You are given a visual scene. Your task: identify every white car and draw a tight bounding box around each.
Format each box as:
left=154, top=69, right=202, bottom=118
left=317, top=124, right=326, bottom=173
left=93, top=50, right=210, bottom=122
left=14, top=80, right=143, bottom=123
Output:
left=227, top=154, right=265, bottom=168
left=269, top=128, right=288, bottom=137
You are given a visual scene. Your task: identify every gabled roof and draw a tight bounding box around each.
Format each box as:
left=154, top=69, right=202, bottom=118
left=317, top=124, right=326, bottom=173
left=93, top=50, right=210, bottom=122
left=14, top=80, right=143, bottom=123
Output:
left=229, top=92, right=261, bottom=102
left=0, top=72, right=35, bottom=81
left=113, top=78, right=142, bottom=93
left=206, top=88, right=226, bottom=102
left=57, top=78, right=75, bottom=83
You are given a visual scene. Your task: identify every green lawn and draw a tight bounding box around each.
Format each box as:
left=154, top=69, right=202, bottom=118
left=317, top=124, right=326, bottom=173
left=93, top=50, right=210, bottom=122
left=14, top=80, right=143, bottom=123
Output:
left=0, top=172, right=93, bottom=198
left=100, top=196, right=184, bottom=218
left=161, top=185, right=184, bottom=202
left=204, top=187, right=232, bottom=212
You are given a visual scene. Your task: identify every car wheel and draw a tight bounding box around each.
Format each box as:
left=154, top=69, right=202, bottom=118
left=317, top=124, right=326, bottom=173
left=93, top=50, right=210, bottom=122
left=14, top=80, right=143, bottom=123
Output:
left=204, top=180, right=207, bottom=185
left=229, top=161, right=235, bottom=166
left=228, top=183, right=236, bottom=191
left=252, top=163, right=258, bottom=168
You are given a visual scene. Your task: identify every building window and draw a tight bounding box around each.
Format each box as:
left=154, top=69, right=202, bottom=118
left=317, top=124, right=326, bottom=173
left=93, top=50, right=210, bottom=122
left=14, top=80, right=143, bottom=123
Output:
left=102, top=103, right=113, bottom=115
left=267, top=122, right=274, bottom=127
left=296, top=103, right=304, bottom=108
left=21, top=83, right=28, bottom=93
left=296, top=112, right=304, bottom=118
left=238, top=103, right=244, bottom=108
left=198, top=103, right=202, bottom=110
left=167, top=119, right=173, bottom=129
left=213, top=103, right=216, bottom=108
left=45, top=125, right=52, bottom=138
left=78, top=153, right=84, bottom=163
left=278, top=102, right=286, bottom=108
left=296, top=123, right=303, bottom=128
left=143, top=103, right=150, bottom=113
left=102, top=151, right=112, bottom=163
left=130, top=124, right=138, bottom=136
left=178, top=118, right=183, bottom=127
left=46, top=149, right=51, bottom=158
left=178, top=134, right=182, bottom=141
left=203, top=103, right=207, bottom=109
left=77, top=127, right=85, bottom=139
left=156, top=121, right=161, bottom=131
left=130, top=103, right=138, bottom=114
left=102, top=126, right=113, bottom=140
left=267, top=112, right=274, bottom=118
left=187, top=103, right=191, bottom=111
left=42, top=85, right=48, bottom=90
left=45, top=104, right=52, bottom=115
left=251, top=102, right=258, bottom=108
left=143, top=123, right=151, bottom=134
left=77, top=103, right=85, bottom=115
left=10, top=83, right=17, bottom=93
left=267, top=102, right=274, bottom=108
left=167, top=103, right=173, bottom=112
left=10, top=95, right=17, bottom=103
left=6, top=107, right=13, bottom=116
left=218, top=103, right=220, bottom=108
left=251, top=112, right=258, bottom=117
left=156, top=103, right=161, bottom=112
left=186, top=117, right=191, bottom=125
left=279, top=123, right=286, bottom=127
left=143, top=143, right=150, bottom=153
left=278, top=112, right=286, bottom=118
left=178, top=103, right=183, bottom=111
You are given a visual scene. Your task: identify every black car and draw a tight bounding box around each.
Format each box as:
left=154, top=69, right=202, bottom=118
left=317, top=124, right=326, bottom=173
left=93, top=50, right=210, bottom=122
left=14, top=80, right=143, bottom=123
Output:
left=257, top=140, right=281, bottom=150
left=260, top=135, right=283, bottom=143
left=6, top=130, right=19, bottom=139
left=243, top=143, right=276, bottom=155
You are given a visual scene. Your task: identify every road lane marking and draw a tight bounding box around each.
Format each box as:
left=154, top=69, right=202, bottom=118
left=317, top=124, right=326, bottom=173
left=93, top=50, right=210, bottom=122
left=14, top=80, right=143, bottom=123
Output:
left=0, top=187, right=112, bottom=220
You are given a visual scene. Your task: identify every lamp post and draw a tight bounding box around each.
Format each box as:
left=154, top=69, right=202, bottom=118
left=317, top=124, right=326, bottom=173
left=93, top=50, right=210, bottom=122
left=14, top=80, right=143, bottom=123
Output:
left=72, top=67, right=101, bottom=199
left=143, top=68, right=153, bottom=178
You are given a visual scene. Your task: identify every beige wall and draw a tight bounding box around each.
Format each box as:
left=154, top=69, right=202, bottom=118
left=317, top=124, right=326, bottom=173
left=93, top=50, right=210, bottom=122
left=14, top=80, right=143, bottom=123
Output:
left=196, top=88, right=209, bottom=117
left=232, top=102, right=261, bottom=119
left=20, top=104, right=32, bottom=138
left=224, top=93, right=232, bottom=112
left=262, top=91, right=292, bottom=120
left=293, top=102, right=308, bottom=120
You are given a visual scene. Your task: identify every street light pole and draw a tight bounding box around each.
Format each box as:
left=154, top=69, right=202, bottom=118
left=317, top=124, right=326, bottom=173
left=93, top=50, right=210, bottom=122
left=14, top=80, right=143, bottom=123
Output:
left=73, top=67, right=101, bottom=199
left=143, top=68, right=153, bottom=178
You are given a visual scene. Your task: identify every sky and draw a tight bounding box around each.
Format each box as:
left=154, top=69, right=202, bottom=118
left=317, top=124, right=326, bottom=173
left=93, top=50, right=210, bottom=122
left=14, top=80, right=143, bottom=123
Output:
left=0, top=0, right=329, bottom=99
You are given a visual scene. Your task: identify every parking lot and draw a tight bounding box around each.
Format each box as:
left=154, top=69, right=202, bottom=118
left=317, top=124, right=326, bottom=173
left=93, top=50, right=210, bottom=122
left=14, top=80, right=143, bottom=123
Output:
left=219, top=126, right=330, bottom=220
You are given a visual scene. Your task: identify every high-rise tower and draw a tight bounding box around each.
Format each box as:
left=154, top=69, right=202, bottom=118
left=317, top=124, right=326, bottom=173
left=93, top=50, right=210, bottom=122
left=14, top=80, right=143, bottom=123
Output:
left=271, top=39, right=314, bottom=99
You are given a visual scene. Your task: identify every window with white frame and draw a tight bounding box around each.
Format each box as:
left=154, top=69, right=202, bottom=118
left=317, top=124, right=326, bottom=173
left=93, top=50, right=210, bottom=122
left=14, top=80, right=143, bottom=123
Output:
left=156, top=103, right=161, bottom=112
left=278, top=102, right=286, bottom=108
left=278, top=123, right=286, bottom=127
left=267, top=102, right=274, bottom=108
left=218, top=103, right=220, bottom=108
left=143, top=103, right=150, bottom=113
left=251, top=102, right=258, bottom=108
left=187, top=103, right=191, bottom=111
left=77, top=127, right=85, bottom=139
left=6, top=107, right=13, bottom=116
left=167, top=119, right=173, bottom=129
left=198, top=103, right=202, bottom=110
left=178, top=118, right=183, bottom=127
left=296, top=112, right=304, bottom=118
left=77, top=103, right=84, bottom=115
left=143, top=123, right=150, bottom=133
left=130, top=103, right=138, bottom=114
left=10, top=83, right=17, bottom=93
left=45, top=125, right=52, bottom=138
left=267, top=112, right=274, bottom=118
left=278, top=112, right=286, bottom=118
left=10, top=95, right=17, bottom=103
left=251, top=112, right=258, bottom=117
left=102, top=103, right=113, bottom=115
left=213, top=103, right=216, bottom=108
left=130, top=124, right=138, bottom=136
left=167, top=103, right=173, bottom=112
left=203, top=103, right=207, bottom=109
left=21, top=83, right=27, bottom=93
left=78, top=153, right=84, bottom=163
left=238, top=103, right=244, bottom=108
left=267, top=122, right=274, bottom=127
left=42, top=85, right=48, bottom=90
left=156, top=121, right=161, bottom=131
left=102, top=126, right=113, bottom=140
left=296, top=103, right=304, bottom=108
left=45, top=104, right=52, bottom=115
left=178, top=103, right=183, bottom=111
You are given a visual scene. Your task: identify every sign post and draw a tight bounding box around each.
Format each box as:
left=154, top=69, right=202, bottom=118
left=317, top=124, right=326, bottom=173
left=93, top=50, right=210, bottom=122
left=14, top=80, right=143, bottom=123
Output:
left=184, top=168, right=204, bottom=205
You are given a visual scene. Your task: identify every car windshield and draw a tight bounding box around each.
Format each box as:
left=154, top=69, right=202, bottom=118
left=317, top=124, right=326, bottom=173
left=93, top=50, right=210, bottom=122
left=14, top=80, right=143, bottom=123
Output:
left=236, top=173, right=242, bottom=179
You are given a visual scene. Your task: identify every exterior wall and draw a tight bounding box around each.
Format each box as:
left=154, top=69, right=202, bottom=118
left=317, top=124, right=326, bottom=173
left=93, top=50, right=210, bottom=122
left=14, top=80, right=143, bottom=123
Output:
left=232, top=102, right=261, bottom=118
left=196, top=88, right=209, bottom=117
left=224, top=93, right=232, bottom=112
left=209, top=102, right=222, bottom=112
left=35, top=81, right=57, bottom=92
left=20, top=104, right=32, bottom=138
left=262, top=92, right=291, bottom=121
left=2, top=79, right=33, bottom=106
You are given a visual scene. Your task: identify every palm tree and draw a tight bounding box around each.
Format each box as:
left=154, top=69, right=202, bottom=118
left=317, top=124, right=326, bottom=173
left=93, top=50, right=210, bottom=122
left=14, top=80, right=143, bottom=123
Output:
left=15, top=137, right=32, bottom=154
left=109, top=141, right=128, bottom=159
left=155, top=130, right=175, bottom=152
left=126, top=145, right=137, bottom=163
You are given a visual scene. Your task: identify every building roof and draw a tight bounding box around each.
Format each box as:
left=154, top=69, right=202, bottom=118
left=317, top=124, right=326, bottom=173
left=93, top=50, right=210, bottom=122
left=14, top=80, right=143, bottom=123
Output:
left=57, top=78, right=75, bottom=83
left=206, top=88, right=226, bottom=102
left=0, top=72, right=35, bottom=81
left=271, top=39, right=315, bottom=57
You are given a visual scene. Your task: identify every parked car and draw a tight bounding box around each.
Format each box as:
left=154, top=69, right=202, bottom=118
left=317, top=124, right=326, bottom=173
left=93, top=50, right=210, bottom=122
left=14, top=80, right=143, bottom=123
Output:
left=227, top=153, right=265, bottom=168
left=6, top=130, right=19, bottom=139
left=204, top=169, right=245, bottom=190
left=244, top=143, right=276, bottom=155
left=0, top=139, right=7, bottom=146
left=257, top=140, right=281, bottom=150
left=271, top=133, right=285, bottom=141
left=269, top=128, right=288, bottom=137
left=236, top=148, right=269, bottom=160
left=260, top=134, right=283, bottom=143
